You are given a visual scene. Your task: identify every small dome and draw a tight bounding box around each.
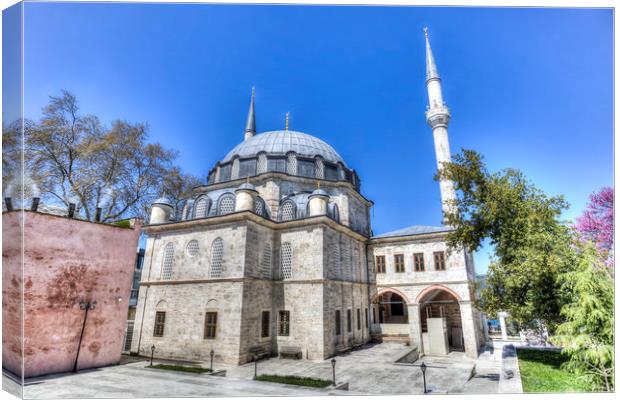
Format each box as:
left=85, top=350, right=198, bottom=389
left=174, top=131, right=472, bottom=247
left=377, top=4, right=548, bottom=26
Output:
left=310, top=188, right=328, bottom=197
left=237, top=182, right=257, bottom=191
left=153, top=196, right=173, bottom=207
left=222, top=130, right=345, bottom=165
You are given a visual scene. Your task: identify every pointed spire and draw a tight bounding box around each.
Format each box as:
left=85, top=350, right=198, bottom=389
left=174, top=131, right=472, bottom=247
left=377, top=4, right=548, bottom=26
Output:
left=244, top=87, right=256, bottom=140
left=424, top=27, right=440, bottom=83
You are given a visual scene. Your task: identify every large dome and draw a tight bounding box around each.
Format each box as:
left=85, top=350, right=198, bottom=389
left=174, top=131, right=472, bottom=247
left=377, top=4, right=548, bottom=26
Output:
left=222, top=130, right=345, bottom=165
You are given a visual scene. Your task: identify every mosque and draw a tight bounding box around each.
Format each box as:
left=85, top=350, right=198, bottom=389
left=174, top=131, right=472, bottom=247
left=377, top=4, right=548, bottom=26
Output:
left=130, top=31, right=486, bottom=365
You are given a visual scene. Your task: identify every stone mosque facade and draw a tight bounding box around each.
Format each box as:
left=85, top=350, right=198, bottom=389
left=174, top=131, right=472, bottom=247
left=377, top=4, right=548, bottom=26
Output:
left=130, top=32, right=486, bottom=365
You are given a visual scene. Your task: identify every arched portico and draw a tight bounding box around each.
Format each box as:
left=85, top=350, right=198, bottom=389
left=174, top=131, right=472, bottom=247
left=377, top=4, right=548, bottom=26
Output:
left=370, top=289, right=411, bottom=340
left=417, top=286, right=464, bottom=353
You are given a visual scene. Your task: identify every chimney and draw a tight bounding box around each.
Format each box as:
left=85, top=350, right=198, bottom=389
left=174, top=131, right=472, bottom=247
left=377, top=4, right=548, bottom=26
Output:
left=31, top=197, right=40, bottom=212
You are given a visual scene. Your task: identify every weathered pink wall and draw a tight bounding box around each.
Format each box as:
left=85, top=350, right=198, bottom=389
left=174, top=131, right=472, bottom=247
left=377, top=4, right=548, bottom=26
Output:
left=2, top=211, right=141, bottom=378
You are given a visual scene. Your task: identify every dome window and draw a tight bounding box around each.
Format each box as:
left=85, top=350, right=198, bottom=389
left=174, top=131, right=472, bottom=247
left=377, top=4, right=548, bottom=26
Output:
left=315, top=157, right=325, bottom=179
left=280, top=242, right=293, bottom=280
left=209, top=238, right=224, bottom=278
left=193, top=197, right=210, bottom=219
left=257, top=153, right=268, bottom=174
left=160, top=243, right=175, bottom=280
left=280, top=200, right=296, bottom=221
left=217, top=193, right=235, bottom=215
left=286, top=152, right=297, bottom=175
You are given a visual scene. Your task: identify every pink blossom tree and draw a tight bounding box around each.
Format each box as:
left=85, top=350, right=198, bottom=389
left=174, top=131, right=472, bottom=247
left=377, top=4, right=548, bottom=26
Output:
left=575, top=187, right=614, bottom=266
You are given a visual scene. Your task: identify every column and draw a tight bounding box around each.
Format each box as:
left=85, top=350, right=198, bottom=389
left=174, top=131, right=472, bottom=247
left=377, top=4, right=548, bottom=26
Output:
left=459, top=302, right=480, bottom=358
left=407, top=304, right=423, bottom=354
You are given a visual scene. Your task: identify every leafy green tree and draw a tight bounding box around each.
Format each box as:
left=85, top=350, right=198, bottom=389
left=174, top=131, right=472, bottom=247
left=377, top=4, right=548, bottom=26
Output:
left=435, top=149, right=576, bottom=333
left=552, top=243, right=614, bottom=391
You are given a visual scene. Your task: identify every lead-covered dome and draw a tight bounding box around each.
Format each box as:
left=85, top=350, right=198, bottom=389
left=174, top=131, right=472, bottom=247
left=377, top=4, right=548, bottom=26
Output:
left=222, top=130, right=345, bottom=165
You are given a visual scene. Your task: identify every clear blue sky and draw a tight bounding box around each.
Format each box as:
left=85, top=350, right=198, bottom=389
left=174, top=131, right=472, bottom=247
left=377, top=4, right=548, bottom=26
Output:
left=8, top=3, right=614, bottom=274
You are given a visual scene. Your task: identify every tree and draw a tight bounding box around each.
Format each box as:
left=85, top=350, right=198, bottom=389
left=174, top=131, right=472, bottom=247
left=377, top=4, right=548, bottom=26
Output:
left=575, top=187, right=613, bottom=266
left=21, top=90, right=201, bottom=221
left=435, top=149, right=577, bottom=333
left=552, top=243, right=614, bottom=391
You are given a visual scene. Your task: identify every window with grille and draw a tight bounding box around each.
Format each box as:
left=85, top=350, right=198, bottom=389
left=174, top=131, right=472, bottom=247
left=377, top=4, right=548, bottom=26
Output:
left=357, top=308, right=361, bottom=330
left=335, top=310, right=341, bottom=335
left=342, top=241, right=350, bottom=280
left=254, top=197, right=265, bottom=216
left=261, top=311, right=270, bottom=338
left=160, top=243, right=174, bottom=280
left=286, top=152, right=297, bottom=175
left=186, top=240, right=199, bottom=257
left=210, top=238, right=224, bottom=278
left=218, top=194, right=235, bottom=215
left=231, top=158, right=240, bottom=179
left=315, top=157, right=324, bottom=179
left=194, top=197, right=209, bottom=218
left=333, top=242, right=341, bottom=278
left=394, top=254, right=405, bottom=273
left=347, top=309, right=352, bottom=333
left=434, top=251, right=446, bottom=271
left=153, top=311, right=166, bottom=337
left=278, top=310, right=290, bottom=336
left=204, top=312, right=217, bottom=339
left=331, top=204, right=340, bottom=223
left=257, top=153, right=268, bottom=174
left=375, top=255, right=386, bottom=273
left=280, top=242, right=293, bottom=280
left=280, top=201, right=295, bottom=221
left=260, top=244, right=272, bottom=279
left=414, top=253, right=425, bottom=272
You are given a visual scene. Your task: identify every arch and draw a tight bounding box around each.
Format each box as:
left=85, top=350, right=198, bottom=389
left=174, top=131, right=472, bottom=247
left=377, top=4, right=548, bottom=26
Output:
left=155, top=300, right=168, bottom=309
left=205, top=299, right=218, bottom=309
left=372, top=288, right=412, bottom=305
left=217, top=193, right=235, bottom=215
left=254, top=196, right=267, bottom=217
left=280, top=200, right=296, bottom=221
left=416, top=284, right=462, bottom=304
left=209, top=238, right=224, bottom=278
left=193, top=196, right=211, bottom=219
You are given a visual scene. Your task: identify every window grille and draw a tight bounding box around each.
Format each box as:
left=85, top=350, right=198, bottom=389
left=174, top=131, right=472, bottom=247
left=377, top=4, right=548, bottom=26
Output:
left=375, top=255, right=386, bottom=273
left=153, top=311, right=166, bottom=337
left=194, top=197, right=209, bottom=218
left=434, top=251, right=446, bottom=271
left=261, top=311, right=270, bottom=338
left=280, top=242, right=293, bottom=280
left=123, top=321, right=135, bottom=352
left=286, top=152, right=297, bottom=175
left=260, top=244, right=272, bottom=279
left=278, top=310, right=290, bottom=336
left=347, top=309, right=352, bottom=333
left=315, top=157, right=324, bottom=179
left=218, top=194, right=235, bottom=215
left=280, top=201, right=295, bottom=221
left=335, top=310, right=341, bottom=335
left=231, top=158, right=240, bottom=180
left=254, top=197, right=265, bottom=216
left=394, top=254, right=405, bottom=273
left=186, top=240, right=199, bottom=257
left=160, top=243, right=174, bottom=280
left=204, top=312, right=217, bottom=339
left=342, top=241, right=351, bottom=280
left=333, top=242, right=342, bottom=279
left=414, top=253, right=425, bottom=272
left=210, top=238, right=224, bottom=278
left=257, top=153, right=268, bottom=174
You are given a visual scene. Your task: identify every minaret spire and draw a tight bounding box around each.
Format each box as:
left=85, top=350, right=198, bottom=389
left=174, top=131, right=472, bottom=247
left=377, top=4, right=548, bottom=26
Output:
left=424, top=28, right=457, bottom=223
left=244, top=87, right=256, bottom=140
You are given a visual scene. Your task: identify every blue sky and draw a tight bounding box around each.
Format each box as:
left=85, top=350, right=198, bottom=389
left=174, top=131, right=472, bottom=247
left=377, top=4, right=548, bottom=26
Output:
left=6, top=3, right=614, bottom=274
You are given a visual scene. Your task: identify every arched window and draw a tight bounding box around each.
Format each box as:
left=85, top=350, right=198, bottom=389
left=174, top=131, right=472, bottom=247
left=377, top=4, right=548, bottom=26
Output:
left=260, top=243, right=272, bottom=279
left=217, top=193, right=235, bottom=215
left=330, top=203, right=340, bottom=223
left=160, top=243, right=175, bottom=280
left=286, top=152, right=297, bottom=175
left=209, top=238, right=224, bottom=278
left=254, top=197, right=266, bottom=217
left=315, top=156, right=325, bottom=179
left=280, top=200, right=296, bottom=221
left=186, top=240, right=199, bottom=257
left=280, top=242, right=293, bottom=280
left=257, top=152, right=268, bottom=174
left=193, top=197, right=210, bottom=218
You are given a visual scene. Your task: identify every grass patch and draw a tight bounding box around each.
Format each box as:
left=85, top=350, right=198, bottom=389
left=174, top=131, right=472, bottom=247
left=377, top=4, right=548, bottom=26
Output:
left=517, top=348, right=592, bottom=393
left=147, top=364, right=212, bottom=374
left=255, top=374, right=332, bottom=388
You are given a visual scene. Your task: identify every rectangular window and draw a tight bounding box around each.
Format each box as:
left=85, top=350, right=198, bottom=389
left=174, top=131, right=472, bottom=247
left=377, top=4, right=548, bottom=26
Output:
left=261, top=311, right=270, bottom=338
left=394, top=254, right=405, bottom=273
left=153, top=311, right=166, bottom=337
left=414, top=253, right=425, bottom=272
left=356, top=308, right=361, bottom=330
left=434, top=251, right=446, bottom=271
left=375, top=255, right=386, bottom=273
left=278, top=310, right=290, bottom=336
left=204, top=312, right=217, bottom=339
left=365, top=308, right=369, bottom=328
left=347, top=309, right=352, bottom=333
left=335, top=310, right=341, bottom=335
left=372, top=307, right=376, bottom=324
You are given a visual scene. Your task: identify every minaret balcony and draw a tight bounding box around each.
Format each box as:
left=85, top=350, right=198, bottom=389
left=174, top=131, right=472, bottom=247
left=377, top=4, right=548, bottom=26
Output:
left=425, top=105, right=451, bottom=128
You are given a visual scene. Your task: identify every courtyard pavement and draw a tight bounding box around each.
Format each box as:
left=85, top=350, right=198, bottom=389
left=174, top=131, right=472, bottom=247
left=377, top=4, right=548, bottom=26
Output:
left=20, top=342, right=503, bottom=399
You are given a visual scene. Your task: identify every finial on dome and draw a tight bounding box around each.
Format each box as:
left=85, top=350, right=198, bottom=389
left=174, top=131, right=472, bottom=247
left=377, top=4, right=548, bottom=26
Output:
left=244, top=87, right=256, bottom=140
left=285, top=112, right=290, bottom=131
left=424, top=26, right=428, bottom=38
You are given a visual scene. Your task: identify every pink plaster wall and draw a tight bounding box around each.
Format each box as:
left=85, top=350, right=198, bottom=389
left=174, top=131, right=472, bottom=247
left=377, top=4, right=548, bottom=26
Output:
left=2, top=211, right=141, bottom=378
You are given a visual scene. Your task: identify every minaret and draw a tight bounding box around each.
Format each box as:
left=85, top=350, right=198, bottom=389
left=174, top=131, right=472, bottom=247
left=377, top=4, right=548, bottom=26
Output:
left=244, top=87, right=256, bottom=140
left=424, top=28, right=457, bottom=220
